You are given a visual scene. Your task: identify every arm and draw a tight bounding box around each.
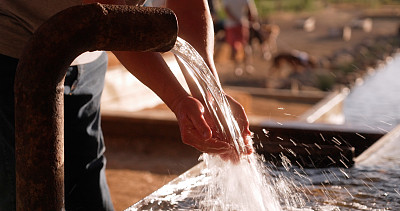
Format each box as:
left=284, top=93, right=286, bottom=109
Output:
left=248, top=0, right=258, bottom=22
left=81, top=0, right=234, bottom=155
left=166, top=0, right=218, bottom=79
left=112, top=51, right=235, bottom=156
left=167, top=0, right=253, bottom=154
left=86, top=0, right=252, bottom=161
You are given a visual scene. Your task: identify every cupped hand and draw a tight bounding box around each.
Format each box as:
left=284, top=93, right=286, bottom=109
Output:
left=171, top=94, right=253, bottom=163
left=172, top=96, right=240, bottom=163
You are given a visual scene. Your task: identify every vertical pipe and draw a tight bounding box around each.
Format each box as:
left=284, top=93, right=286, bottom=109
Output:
left=14, top=3, right=177, bottom=210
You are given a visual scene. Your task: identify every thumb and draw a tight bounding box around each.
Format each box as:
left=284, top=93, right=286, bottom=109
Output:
left=188, top=103, right=213, bottom=139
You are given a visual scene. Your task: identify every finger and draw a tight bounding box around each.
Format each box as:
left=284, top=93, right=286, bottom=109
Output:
left=202, top=111, right=222, bottom=135
left=191, top=140, right=231, bottom=154
left=178, top=113, right=230, bottom=153
left=242, top=135, right=254, bottom=155
left=235, top=113, right=251, bottom=135
left=188, top=112, right=212, bottom=139
left=225, top=95, right=252, bottom=136
left=184, top=99, right=214, bottom=139
left=202, top=138, right=232, bottom=152
left=182, top=127, right=231, bottom=154
left=244, top=143, right=254, bottom=155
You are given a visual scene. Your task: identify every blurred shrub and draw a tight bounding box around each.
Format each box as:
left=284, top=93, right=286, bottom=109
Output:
left=315, top=71, right=336, bottom=91
left=252, top=0, right=394, bottom=18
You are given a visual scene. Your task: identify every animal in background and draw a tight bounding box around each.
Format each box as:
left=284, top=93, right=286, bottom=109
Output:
left=271, top=50, right=317, bottom=77
left=266, top=50, right=318, bottom=89
left=249, top=23, right=280, bottom=60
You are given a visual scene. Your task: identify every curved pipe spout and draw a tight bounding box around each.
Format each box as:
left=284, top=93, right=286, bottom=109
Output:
left=14, top=3, right=177, bottom=210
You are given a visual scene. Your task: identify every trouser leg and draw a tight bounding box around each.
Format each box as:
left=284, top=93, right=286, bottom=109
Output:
left=0, top=54, right=18, bottom=211
left=64, top=52, right=114, bottom=211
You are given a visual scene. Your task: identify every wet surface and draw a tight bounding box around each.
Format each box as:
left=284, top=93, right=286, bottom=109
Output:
left=127, top=153, right=400, bottom=210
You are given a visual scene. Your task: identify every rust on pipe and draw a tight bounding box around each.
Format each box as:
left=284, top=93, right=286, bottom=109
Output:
left=14, top=3, right=177, bottom=210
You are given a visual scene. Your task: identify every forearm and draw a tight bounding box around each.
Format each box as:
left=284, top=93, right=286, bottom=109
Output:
left=112, top=51, right=189, bottom=112
left=166, top=0, right=218, bottom=80
left=166, top=0, right=222, bottom=103
left=248, top=0, right=259, bottom=22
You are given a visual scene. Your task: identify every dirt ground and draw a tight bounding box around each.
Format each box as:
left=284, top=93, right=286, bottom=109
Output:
left=104, top=5, right=400, bottom=210
left=105, top=138, right=201, bottom=210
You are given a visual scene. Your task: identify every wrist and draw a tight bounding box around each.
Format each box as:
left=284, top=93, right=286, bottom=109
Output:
left=167, top=92, right=191, bottom=114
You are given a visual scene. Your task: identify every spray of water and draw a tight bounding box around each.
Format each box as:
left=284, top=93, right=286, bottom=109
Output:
left=171, top=37, right=306, bottom=210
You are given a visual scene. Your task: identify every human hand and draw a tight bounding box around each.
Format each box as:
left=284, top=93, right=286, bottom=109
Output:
left=172, top=96, right=240, bottom=163
left=195, top=93, right=255, bottom=163
left=224, top=94, right=254, bottom=155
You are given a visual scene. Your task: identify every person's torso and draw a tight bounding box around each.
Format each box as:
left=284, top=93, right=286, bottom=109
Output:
left=0, top=0, right=148, bottom=60
left=223, top=0, right=249, bottom=28
left=0, top=0, right=83, bottom=58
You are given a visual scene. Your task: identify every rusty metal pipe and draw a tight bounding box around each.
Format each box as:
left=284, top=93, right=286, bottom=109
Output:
left=14, top=3, right=177, bottom=210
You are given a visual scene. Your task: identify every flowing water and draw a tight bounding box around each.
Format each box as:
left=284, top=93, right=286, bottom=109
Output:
left=344, top=55, right=400, bottom=132
left=171, top=37, right=288, bottom=210
left=128, top=40, right=400, bottom=210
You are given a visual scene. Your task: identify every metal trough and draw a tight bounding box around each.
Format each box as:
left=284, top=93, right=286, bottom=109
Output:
left=14, top=3, right=177, bottom=210
left=251, top=121, right=384, bottom=168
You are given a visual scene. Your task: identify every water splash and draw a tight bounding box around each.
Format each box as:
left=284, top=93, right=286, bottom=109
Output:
left=171, top=37, right=304, bottom=210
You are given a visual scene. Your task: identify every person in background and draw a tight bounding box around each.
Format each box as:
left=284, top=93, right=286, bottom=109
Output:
left=208, top=0, right=225, bottom=38
left=0, top=0, right=252, bottom=210
left=144, top=0, right=165, bottom=7
left=222, top=0, right=258, bottom=75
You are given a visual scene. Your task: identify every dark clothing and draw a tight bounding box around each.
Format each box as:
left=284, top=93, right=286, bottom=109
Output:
left=0, top=54, right=18, bottom=211
left=0, top=52, right=114, bottom=211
